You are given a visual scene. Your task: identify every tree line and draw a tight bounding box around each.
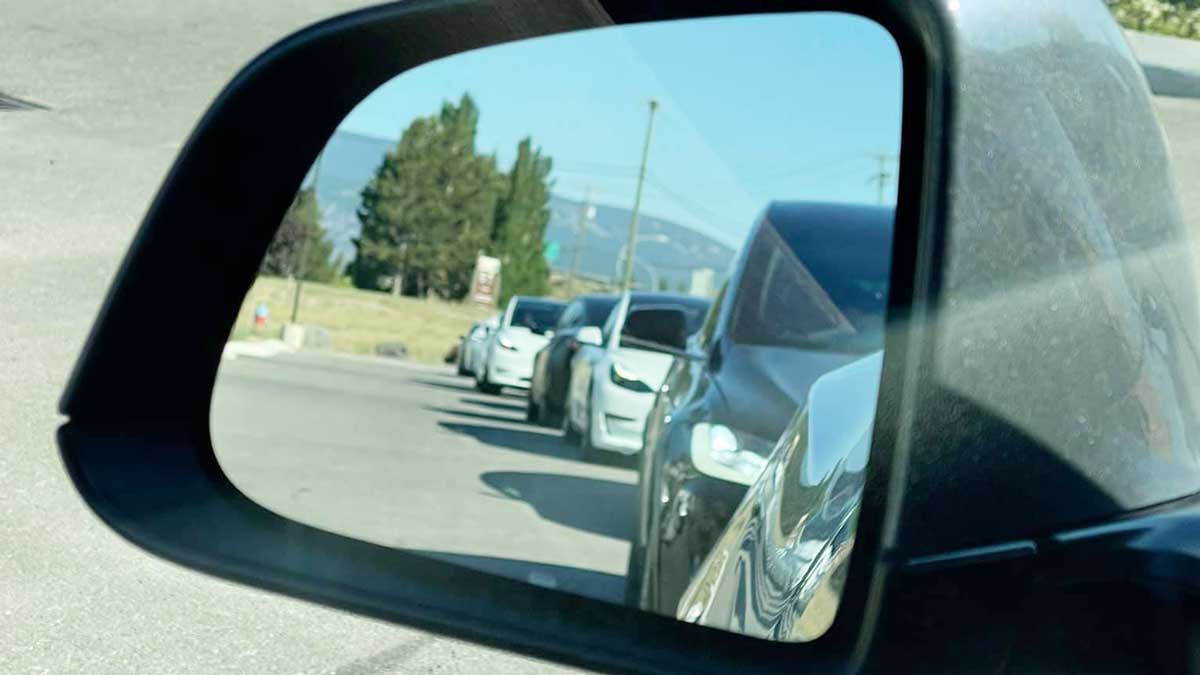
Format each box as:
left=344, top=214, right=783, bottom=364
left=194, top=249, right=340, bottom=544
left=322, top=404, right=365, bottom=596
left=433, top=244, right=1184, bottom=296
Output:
left=349, top=93, right=553, bottom=305
left=262, top=93, right=555, bottom=307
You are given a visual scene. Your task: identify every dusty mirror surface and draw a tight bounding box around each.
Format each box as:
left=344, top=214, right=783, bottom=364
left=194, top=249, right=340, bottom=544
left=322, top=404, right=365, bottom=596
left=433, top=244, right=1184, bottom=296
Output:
left=212, top=12, right=902, bottom=642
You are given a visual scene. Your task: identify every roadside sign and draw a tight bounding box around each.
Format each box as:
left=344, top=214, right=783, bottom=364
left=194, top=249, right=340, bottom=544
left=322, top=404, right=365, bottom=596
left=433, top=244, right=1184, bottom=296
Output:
left=470, top=255, right=502, bottom=307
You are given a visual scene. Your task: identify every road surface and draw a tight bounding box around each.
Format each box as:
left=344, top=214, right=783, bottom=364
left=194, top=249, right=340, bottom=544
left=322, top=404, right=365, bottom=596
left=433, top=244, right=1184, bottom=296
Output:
left=0, top=2, right=583, bottom=673
left=212, top=352, right=636, bottom=604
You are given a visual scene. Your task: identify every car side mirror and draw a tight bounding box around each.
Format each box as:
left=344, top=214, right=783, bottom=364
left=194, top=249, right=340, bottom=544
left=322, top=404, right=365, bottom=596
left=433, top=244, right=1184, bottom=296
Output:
left=543, top=329, right=555, bottom=340
left=619, top=307, right=688, bottom=355
left=576, top=325, right=602, bottom=346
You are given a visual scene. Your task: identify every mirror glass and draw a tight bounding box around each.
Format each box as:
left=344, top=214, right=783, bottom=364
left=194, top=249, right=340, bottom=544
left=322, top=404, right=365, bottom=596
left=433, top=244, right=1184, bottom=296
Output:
left=212, top=12, right=901, bottom=643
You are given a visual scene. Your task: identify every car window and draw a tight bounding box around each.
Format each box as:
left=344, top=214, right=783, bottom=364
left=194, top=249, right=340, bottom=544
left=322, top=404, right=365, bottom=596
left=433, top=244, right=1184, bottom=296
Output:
left=730, top=209, right=892, bottom=354
left=583, top=297, right=619, bottom=327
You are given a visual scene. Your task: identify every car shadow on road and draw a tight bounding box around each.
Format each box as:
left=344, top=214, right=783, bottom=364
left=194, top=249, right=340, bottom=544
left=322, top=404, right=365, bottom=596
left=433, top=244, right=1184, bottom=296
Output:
left=438, top=420, right=579, bottom=462
left=426, top=406, right=523, bottom=426
left=411, top=377, right=479, bottom=394
left=415, top=550, right=625, bottom=605
left=479, top=470, right=635, bottom=542
left=459, top=396, right=527, bottom=412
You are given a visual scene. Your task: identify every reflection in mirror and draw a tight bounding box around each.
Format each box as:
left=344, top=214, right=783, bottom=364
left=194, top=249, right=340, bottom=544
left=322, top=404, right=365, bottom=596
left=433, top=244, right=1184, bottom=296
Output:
left=211, top=11, right=901, bottom=643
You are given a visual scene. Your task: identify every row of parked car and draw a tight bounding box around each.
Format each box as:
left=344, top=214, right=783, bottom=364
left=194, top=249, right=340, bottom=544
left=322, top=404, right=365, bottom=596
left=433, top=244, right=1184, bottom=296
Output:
left=454, top=201, right=894, bottom=639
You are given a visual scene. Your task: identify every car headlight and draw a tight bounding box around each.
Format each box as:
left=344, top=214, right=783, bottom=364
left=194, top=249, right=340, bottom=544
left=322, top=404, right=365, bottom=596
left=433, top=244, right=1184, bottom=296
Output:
left=690, top=423, right=771, bottom=486
left=610, top=361, right=652, bottom=393
left=496, top=335, right=517, bottom=351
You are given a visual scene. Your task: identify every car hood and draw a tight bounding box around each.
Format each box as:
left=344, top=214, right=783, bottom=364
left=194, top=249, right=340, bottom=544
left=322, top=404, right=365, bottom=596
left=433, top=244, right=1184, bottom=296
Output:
left=611, top=346, right=676, bottom=390
left=498, top=327, right=550, bottom=353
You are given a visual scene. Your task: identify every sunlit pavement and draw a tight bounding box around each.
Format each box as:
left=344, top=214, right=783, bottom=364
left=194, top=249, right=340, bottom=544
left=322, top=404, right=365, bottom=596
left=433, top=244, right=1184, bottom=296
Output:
left=0, top=2, right=584, bottom=672
left=213, top=351, right=637, bottom=604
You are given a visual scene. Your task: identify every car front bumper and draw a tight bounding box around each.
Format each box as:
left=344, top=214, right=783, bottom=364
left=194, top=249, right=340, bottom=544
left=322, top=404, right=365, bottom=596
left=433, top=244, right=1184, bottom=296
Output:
left=589, top=377, right=656, bottom=455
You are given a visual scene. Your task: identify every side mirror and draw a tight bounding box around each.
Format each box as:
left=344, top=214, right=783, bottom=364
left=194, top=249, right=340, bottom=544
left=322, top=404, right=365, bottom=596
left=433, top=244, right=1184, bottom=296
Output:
left=620, top=307, right=688, bottom=354
left=543, top=329, right=555, bottom=341
left=576, top=325, right=602, bottom=346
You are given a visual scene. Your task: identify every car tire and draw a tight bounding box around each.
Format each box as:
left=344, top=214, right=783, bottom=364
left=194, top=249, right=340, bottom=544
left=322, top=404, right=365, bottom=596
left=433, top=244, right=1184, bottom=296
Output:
left=538, top=401, right=562, bottom=429
left=562, top=405, right=580, bottom=444
left=475, top=367, right=501, bottom=395
left=578, top=394, right=602, bottom=463
left=623, top=543, right=646, bottom=608
left=526, top=397, right=539, bottom=423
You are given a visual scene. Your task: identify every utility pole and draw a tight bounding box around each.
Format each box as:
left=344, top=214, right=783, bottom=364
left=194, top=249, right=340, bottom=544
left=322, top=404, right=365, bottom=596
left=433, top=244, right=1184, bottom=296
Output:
left=567, top=186, right=593, bottom=297
left=867, top=152, right=895, bottom=205
left=291, top=150, right=324, bottom=323
left=622, top=99, right=659, bottom=292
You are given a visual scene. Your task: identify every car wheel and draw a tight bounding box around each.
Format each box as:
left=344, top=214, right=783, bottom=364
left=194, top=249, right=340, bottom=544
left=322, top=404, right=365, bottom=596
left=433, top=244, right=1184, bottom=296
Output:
left=475, top=367, right=501, bottom=395
left=578, top=393, right=602, bottom=463
left=562, top=406, right=580, bottom=444
left=623, top=542, right=645, bottom=608
left=538, top=400, right=562, bottom=429
left=456, top=358, right=470, bottom=377
left=525, top=397, right=539, bottom=423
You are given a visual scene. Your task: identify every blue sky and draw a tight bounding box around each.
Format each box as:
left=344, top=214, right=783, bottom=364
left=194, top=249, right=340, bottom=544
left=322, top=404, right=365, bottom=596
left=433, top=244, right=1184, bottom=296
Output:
left=337, top=12, right=902, bottom=248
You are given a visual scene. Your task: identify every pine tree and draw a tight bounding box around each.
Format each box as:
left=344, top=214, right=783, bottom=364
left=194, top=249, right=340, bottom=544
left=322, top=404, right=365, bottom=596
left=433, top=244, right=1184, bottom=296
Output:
left=493, top=137, right=554, bottom=306
left=349, top=94, right=502, bottom=299
left=261, top=187, right=338, bottom=282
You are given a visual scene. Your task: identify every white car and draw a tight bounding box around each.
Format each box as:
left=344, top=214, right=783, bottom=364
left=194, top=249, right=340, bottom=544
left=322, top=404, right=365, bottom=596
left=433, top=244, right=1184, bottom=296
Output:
left=564, top=292, right=711, bottom=461
left=457, top=314, right=499, bottom=377
left=476, top=296, right=566, bottom=394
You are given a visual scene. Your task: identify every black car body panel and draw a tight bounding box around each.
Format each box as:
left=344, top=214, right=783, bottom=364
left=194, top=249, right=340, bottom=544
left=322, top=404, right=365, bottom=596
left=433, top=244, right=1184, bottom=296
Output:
left=678, top=352, right=882, bottom=640
left=528, top=294, right=618, bottom=425
left=633, top=202, right=894, bottom=615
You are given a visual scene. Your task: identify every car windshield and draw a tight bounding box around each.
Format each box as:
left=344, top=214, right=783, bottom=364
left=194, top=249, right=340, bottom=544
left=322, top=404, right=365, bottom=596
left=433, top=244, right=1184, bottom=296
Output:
left=510, top=301, right=565, bottom=332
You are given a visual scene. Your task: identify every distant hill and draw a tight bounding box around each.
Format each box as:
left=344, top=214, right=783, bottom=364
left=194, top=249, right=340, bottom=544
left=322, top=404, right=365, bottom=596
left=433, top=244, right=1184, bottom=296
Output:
left=313, top=130, right=735, bottom=292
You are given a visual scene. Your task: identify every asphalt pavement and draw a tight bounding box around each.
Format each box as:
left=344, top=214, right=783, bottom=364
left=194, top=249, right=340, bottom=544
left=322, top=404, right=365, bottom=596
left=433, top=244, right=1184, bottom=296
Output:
left=212, top=352, right=635, bottom=604
left=1, top=2, right=583, bottom=673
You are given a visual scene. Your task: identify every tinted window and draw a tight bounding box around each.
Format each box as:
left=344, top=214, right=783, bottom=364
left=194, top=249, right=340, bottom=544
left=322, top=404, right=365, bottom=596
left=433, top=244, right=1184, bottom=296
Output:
left=731, top=211, right=891, bottom=354
left=510, top=300, right=565, bottom=333
left=583, top=297, right=619, bottom=327
left=628, top=297, right=710, bottom=335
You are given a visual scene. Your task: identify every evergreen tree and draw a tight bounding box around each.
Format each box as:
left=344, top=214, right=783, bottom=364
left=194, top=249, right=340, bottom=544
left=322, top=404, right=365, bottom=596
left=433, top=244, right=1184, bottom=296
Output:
left=349, top=95, right=501, bottom=298
left=493, top=137, right=554, bottom=306
left=261, top=187, right=339, bottom=282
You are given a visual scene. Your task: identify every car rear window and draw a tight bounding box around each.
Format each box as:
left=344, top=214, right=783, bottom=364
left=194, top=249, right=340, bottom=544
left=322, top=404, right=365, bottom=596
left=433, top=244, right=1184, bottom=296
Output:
left=731, top=212, right=892, bottom=354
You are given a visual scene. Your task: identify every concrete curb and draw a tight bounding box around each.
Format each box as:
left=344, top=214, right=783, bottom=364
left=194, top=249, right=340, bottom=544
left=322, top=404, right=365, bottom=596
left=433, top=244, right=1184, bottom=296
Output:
left=222, top=339, right=294, bottom=360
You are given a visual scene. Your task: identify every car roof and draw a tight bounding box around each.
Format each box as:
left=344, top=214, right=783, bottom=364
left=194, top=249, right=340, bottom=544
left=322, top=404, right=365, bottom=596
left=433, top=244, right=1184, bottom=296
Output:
left=627, top=291, right=709, bottom=306
left=762, top=201, right=894, bottom=250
